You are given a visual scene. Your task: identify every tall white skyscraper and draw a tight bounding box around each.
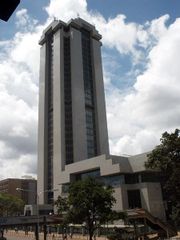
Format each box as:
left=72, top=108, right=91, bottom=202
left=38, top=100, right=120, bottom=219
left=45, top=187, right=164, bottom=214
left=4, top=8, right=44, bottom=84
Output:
left=37, top=18, right=167, bottom=224
left=38, top=18, right=109, bottom=204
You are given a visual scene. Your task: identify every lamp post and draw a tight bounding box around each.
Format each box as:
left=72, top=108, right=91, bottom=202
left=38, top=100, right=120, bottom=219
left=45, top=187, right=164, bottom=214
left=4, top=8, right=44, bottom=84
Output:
left=16, top=187, right=58, bottom=240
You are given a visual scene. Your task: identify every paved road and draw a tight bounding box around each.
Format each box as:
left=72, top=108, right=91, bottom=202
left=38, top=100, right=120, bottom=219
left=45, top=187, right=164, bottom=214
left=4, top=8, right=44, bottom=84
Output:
left=4, top=230, right=62, bottom=240
left=5, top=236, right=33, bottom=240
left=4, top=230, right=106, bottom=240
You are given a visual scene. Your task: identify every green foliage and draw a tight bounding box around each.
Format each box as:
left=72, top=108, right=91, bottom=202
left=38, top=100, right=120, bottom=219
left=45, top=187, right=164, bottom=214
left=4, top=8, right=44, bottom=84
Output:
left=54, top=195, right=69, bottom=215
left=171, top=203, right=180, bottom=226
left=145, top=129, right=180, bottom=225
left=54, top=195, right=70, bottom=226
left=0, top=193, right=24, bottom=216
left=55, top=177, right=126, bottom=240
left=107, top=230, right=124, bottom=240
left=68, top=177, right=116, bottom=223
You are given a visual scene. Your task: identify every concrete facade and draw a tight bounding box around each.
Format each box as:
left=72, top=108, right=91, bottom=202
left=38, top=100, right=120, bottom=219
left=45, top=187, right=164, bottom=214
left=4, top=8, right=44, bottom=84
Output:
left=38, top=18, right=109, bottom=204
left=55, top=153, right=166, bottom=220
left=38, top=18, right=166, bottom=221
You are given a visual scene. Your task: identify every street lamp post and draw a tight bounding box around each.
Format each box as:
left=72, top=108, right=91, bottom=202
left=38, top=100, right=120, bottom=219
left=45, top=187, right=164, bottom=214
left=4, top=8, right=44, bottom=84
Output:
left=16, top=188, right=58, bottom=240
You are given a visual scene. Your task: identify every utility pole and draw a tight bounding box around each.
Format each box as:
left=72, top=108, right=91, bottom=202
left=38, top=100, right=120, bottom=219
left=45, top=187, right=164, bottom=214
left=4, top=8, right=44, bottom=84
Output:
left=43, top=216, right=47, bottom=240
left=35, top=223, right=39, bottom=240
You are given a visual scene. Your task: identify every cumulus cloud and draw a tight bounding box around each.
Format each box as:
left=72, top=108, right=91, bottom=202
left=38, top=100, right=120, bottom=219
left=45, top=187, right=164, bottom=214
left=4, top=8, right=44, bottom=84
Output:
left=15, top=8, right=38, bottom=31
left=45, top=0, right=148, bottom=60
left=107, top=17, right=180, bottom=155
left=148, top=14, right=169, bottom=40
left=0, top=11, right=42, bottom=179
left=0, top=0, right=180, bottom=179
left=45, top=0, right=87, bottom=20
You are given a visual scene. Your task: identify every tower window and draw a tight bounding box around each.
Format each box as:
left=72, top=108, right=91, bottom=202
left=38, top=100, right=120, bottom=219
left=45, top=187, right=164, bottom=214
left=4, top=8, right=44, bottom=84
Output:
left=47, top=35, right=54, bottom=204
left=64, top=36, right=73, bottom=165
left=81, top=29, right=97, bottom=158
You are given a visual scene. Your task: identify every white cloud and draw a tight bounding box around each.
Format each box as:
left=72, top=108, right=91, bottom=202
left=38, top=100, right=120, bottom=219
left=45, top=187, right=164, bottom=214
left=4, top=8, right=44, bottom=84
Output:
left=15, top=9, right=29, bottom=27
left=45, top=0, right=88, bottom=22
left=109, top=130, right=159, bottom=156
left=0, top=152, right=37, bottom=180
left=96, top=15, right=146, bottom=57
left=107, top=17, right=180, bottom=155
left=15, top=8, right=38, bottom=31
left=0, top=9, right=41, bottom=179
left=148, top=14, right=169, bottom=40
left=45, top=0, right=148, bottom=60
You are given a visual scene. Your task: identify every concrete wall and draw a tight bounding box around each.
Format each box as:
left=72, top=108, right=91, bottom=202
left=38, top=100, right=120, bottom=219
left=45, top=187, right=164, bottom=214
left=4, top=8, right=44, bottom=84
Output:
left=37, top=43, right=47, bottom=204
left=71, top=27, right=87, bottom=162
left=53, top=28, right=64, bottom=199
left=54, top=152, right=166, bottom=220
left=128, top=152, right=149, bottom=172
left=113, top=187, right=124, bottom=211
left=146, top=182, right=166, bottom=220
left=119, top=182, right=166, bottom=220
left=92, top=39, right=109, bottom=157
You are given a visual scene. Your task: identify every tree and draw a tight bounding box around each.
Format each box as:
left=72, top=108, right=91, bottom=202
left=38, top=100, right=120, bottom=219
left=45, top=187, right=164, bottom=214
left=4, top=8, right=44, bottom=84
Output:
left=0, top=193, right=24, bottom=216
left=55, top=177, right=125, bottom=240
left=145, top=129, right=180, bottom=226
left=55, top=195, right=69, bottom=216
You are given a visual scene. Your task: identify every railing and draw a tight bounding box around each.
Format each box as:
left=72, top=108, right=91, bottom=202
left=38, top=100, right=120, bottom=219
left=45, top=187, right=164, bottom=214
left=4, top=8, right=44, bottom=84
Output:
left=0, top=215, right=63, bottom=227
left=126, top=208, right=177, bottom=237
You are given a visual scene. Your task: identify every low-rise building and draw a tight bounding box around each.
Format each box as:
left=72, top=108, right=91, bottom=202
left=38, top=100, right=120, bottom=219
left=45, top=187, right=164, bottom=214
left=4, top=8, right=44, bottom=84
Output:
left=0, top=177, right=37, bottom=205
left=58, top=153, right=166, bottom=221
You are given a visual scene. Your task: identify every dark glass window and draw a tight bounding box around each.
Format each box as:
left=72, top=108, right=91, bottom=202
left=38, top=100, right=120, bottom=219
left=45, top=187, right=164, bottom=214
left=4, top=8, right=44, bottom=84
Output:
left=64, top=37, right=73, bottom=165
left=125, top=173, right=139, bottom=184
left=128, top=190, right=142, bottom=209
left=47, top=191, right=53, bottom=204
left=76, top=169, right=100, bottom=180
left=141, top=172, right=161, bottom=183
left=85, top=108, right=97, bottom=158
left=47, top=35, right=54, bottom=204
left=81, top=29, right=97, bottom=158
left=102, top=175, right=125, bottom=187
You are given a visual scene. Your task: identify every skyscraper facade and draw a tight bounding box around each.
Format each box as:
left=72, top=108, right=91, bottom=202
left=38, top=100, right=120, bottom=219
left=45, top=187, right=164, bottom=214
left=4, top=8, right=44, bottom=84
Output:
left=37, top=18, right=167, bottom=223
left=38, top=18, right=109, bottom=204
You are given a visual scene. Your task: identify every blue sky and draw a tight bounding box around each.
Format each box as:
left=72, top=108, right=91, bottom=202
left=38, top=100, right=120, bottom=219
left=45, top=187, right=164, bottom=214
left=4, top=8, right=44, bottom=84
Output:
left=88, top=0, right=180, bottom=23
left=0, top=0, right=180, bottom=179
left=1, top=0, right=180, bottom=38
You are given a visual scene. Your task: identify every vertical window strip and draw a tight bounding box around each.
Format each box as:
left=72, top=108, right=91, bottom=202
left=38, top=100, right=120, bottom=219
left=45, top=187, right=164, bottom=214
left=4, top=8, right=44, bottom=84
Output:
left=81, top=29, right=97, bottom=158
left=64, top=37, right=74, bottom=165
left=47, top=35, right=54, bottom=204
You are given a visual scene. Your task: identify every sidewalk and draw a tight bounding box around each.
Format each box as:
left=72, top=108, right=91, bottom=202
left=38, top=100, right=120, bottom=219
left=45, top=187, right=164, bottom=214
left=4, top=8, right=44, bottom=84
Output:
left=5, top=230, right=62, bottom=240
left=4, top=230, right=106, bottom=240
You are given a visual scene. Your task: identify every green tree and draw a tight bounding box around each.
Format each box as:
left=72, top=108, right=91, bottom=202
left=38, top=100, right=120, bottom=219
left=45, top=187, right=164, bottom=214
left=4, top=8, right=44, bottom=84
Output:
left=0, top=193, right=24, bottom=216
left=55, top=177, right=125, bottom=240
left=55, top=195, right=69, bottom=216
left=145, top=129, right=180, bottom=226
